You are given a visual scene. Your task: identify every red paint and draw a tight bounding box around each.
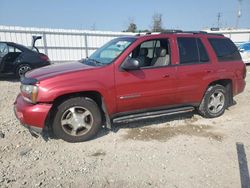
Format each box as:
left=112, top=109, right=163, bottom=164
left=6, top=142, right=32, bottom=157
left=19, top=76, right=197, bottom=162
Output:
left=14, top=94, right=52, bottom=128
left=14, top=33, right=246, bottom=130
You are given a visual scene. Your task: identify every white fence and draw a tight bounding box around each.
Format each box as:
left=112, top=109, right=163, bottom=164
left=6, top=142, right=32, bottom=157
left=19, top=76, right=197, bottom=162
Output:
left=0, top=25, right=133, bottom=62
left=1, top=25, right=250, bottom=62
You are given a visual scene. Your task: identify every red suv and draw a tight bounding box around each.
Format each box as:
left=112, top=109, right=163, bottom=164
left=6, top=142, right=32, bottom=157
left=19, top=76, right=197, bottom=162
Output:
left=14, top=31, right=246, bottom=142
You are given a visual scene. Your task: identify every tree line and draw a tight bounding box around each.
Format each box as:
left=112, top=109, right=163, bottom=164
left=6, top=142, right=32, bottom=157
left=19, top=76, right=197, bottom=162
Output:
left=124, top=13, right=165, bottom=33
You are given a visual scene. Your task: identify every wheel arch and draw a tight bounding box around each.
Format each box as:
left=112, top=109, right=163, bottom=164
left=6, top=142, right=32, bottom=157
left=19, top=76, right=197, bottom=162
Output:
left=45, top=90, right=111, bottom=132
left=206, top=79, right=233, bottom=106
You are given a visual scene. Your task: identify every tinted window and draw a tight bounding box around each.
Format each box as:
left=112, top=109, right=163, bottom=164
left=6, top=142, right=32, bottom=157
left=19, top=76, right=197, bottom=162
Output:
left=178, top=38, right=199, bottom=64
left=208, top=38, right=241, bottom=61
left=197, top=39, right=209, bottom=62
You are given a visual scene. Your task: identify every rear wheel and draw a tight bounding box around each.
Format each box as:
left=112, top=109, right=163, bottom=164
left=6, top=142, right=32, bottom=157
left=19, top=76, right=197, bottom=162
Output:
left=52, top=97, right=102, bottom=142
left=198, top=85, right=228, bottom=118
left=16, top=64, right=31, bottom=78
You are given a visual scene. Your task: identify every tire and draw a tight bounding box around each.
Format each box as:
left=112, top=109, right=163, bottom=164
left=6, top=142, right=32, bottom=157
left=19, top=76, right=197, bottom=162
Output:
left=15, top=64, right=32, bottom=78
left=198, top=85, right=228, bottom=118
left=52, top=97, right=102, bottom=142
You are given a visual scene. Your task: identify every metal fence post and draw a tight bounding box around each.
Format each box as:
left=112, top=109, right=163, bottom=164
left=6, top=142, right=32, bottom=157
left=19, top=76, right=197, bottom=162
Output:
left=42, top=32, right=48, bottom=55
left=84, top=33, right=88, bottom=58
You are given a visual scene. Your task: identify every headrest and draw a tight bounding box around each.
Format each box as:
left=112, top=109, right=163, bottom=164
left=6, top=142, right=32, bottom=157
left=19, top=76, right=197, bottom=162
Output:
left=139, top=48, right=148, bottom=56
left=156, top=48, right=167, bottom=57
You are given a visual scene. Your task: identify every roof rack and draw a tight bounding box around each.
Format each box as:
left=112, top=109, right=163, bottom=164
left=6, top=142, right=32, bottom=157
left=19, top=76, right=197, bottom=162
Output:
left=135, top=30, right=224, bottom=37
left=160, top=30, right=223, bottom=36
left=161, top=29, right=183, bottom=34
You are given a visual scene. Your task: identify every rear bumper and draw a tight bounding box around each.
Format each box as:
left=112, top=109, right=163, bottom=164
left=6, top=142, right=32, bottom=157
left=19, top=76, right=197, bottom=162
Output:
left=14, top=94, right=52, bottom=133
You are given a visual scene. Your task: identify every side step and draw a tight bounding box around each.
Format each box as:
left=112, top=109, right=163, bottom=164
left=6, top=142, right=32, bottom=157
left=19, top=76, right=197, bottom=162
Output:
left=113, top=106, right=195, bottom=123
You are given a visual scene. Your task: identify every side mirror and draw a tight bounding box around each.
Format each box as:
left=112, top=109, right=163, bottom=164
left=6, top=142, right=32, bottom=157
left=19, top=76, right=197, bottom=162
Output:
left=121, top=58, right=140, bottom=70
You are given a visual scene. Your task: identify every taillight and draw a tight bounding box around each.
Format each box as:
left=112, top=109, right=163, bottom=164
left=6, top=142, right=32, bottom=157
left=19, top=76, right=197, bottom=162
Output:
left=40, top=55, right=49, bottom=61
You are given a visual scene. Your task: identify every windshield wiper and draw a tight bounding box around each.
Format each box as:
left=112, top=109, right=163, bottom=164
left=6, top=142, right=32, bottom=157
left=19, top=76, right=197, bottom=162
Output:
left=86, top=58, right=105, bottom=66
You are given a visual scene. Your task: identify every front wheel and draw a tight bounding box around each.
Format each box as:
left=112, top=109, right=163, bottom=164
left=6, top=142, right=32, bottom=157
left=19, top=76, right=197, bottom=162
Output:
left=52, top=97, right=102, bottom=142
left=198, top=85, right=228, bottom=118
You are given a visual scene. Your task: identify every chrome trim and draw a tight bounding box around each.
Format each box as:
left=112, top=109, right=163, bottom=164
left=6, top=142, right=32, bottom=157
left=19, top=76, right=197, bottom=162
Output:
left=119, top=94, right=141, bottom=100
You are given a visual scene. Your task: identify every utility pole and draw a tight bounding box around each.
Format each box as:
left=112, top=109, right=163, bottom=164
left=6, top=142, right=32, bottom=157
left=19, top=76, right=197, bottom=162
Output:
left=217, top=12, right=222, bottom=28
left=235, top=0, right=243, bottom=29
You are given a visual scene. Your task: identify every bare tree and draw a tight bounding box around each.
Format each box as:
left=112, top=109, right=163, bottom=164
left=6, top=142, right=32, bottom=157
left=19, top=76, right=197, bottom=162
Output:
left=152, top=13, right=164, bottom=32
left=125, top=18, right=137, bottom=33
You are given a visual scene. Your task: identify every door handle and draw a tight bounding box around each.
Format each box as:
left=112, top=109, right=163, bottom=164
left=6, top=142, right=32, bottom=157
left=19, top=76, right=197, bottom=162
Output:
left=205, top=70, right=213, bottom=73
left=163, top=74, right=170, bottom=78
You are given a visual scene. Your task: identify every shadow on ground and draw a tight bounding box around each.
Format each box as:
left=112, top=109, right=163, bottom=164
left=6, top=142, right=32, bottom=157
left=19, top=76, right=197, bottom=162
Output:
left=42, top=105, right=224, bottom=142
left=111, top=112, right=223, bottom=142
left=0, top=74, right=19, bottom=83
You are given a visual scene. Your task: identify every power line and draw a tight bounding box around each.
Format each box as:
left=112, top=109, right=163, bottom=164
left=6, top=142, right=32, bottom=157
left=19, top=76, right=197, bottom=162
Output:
left=217, top=12, right=222, bottom=28
left=236, top=0, right=243, bottom=29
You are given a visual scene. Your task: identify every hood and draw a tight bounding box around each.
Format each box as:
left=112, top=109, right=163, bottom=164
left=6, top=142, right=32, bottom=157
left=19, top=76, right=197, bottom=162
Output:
left=26, top=61, right=95, bottom=81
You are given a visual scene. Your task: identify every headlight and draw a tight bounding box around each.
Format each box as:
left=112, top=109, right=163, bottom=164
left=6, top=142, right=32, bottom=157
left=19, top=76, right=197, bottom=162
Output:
left=20, top=84, right=38, bottom=104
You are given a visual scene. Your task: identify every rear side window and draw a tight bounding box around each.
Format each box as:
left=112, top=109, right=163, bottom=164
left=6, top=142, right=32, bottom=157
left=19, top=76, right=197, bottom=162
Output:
left=208, top=38, right=241, bottom=61
left=177, top=38, right=209, bottom=64
left=197, top=39, right=209, bottom=62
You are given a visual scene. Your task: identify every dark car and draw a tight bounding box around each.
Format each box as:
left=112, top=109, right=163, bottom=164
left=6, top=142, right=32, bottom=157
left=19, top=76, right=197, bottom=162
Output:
left=0, top=41, right=51, bottom=78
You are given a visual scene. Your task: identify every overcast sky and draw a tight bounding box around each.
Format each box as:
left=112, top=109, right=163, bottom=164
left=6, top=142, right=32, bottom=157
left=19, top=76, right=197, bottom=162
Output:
left=0, top=0, right=250, bottom=31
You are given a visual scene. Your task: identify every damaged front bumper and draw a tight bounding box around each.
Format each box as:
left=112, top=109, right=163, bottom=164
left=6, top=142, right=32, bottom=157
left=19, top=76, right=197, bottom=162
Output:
left=14, top=94, right=52, bottom=138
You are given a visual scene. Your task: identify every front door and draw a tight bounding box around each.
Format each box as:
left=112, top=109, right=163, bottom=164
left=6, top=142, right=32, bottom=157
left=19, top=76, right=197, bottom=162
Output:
left=115, top=38, right=178, bottom=113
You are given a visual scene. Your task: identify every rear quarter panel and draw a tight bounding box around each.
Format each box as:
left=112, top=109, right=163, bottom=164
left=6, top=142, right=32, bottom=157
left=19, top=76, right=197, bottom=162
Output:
left=205, top=36, right=246, bottom=96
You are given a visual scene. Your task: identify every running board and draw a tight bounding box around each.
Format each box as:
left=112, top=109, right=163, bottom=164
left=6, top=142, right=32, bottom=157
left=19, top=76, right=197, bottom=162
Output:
left=113, top=106, right=195, bottom=123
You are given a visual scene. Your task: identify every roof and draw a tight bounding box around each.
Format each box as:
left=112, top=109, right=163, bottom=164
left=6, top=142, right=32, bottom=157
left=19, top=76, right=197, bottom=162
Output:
left=0, top=41, right=32, bottom=52
left=133, top=30, right=224, bottom=38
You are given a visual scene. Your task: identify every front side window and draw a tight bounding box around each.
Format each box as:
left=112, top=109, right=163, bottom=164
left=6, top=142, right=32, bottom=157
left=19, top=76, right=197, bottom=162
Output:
left=0, top=43, right=8, bottom=58
left=208, top=38, right=241, bottom=61
left=126, top=39, right=171, bottom=68
left=86, top=37, right=135, bottom=65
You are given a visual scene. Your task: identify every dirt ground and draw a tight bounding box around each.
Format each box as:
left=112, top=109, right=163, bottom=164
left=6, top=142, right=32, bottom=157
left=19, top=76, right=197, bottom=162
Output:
left=0, top=66, right=250, bottom=188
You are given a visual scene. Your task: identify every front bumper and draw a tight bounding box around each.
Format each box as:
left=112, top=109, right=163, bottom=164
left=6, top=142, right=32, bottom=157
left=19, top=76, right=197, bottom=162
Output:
left=14, top=94, right=52, bottom=135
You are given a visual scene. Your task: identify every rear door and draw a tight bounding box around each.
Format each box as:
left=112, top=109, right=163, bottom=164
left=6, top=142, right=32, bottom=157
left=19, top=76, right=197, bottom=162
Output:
left=115, top=37, right=178, bottom=113
left=3, top=44, right=22, bottom=72
left=175, top=37, right=213, bottom=105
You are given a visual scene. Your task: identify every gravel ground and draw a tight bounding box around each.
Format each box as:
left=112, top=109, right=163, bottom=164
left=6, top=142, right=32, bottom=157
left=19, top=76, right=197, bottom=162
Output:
left=0, top=67, right=250, bottom=188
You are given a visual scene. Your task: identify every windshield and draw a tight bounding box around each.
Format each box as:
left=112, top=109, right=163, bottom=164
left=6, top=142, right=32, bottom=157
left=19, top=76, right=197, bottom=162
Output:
left=83, top=37, right=136, bottom=66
